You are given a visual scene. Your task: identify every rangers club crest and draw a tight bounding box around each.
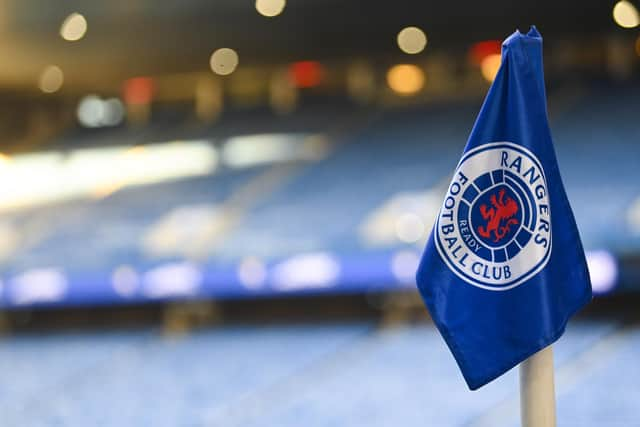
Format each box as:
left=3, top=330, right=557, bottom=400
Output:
left=434, top=142, right=552, bottom=290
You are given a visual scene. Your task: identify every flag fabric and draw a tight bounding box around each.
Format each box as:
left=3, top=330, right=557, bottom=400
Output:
left=415, top=26, right=592, bottom=390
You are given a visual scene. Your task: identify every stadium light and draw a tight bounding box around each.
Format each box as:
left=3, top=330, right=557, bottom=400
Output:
left=238, top=257, right=267, bottom=289
left=255, top=0, right=286, bottom=17
left=585, top=250, right=618, bottom=294
left=0, top=153, right=11, bottom=167
left=468, top=40, right=502, bottom=65
left=77, top=95, right=105, bottom=127
left=386, top=64, right=425, bottom=95
left=77, top=95, right=125, bottom=128
left=613, top=1, right=639, bottom=28
left=123, top=77, right=154, bottom=105
left=272, top=252, right=340, bottom=291
left=221, top=133, right=328, bottom=168
left=0, top=141, right=218, bottom=211
left=397, top=26, right=427, bottom=54
left=391, top=250, right=421, bottom=283
left=8, top=268, right=68, bottom=305
left=60, top=12, right=87, bottom=41
left=289, top=61, right=323, bottom=88
left=38, top=65, right=64, bottom=93
left=141, top=262, right=202, bottom=299
left=394, top=212, right=425, bottom=243
left=111, top=265, right=139, bottom=297
left=210, top=48, right=239, bottom=75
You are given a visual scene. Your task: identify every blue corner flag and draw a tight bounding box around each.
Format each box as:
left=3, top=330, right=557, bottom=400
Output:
left=415, top=27, right=592, bottom=390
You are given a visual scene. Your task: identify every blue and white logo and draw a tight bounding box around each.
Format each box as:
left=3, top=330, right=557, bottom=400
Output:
left=435, top=142, right=552, bottom=290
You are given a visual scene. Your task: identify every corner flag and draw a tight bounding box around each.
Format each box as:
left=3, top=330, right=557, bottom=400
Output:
left=415, top=27, right=592, bottom=390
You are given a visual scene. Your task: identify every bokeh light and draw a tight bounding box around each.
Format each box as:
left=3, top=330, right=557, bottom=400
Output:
left=255, top=0, right=286, bottom=17
left=210, top=48, right=239, bottom=75
left=123, top=77, right=154, bottom=105
left=586, top=250, right=618, bottom=294
left=111, top=265, right=139, bottom=297
left=102, top=98, right=125, bottom=126
left=289, top=61, right=323, bottom=88
left=397, top=27, right=427, bottom=54
left=390, top=250, right=421, bottom=283
left=77, top=96, right=125, bottom=128
left=613, top=1, right=639, bottom=28
left=480, top=53, right=502, bottom=82
left=0, top=153, right=11, bottom=167
left=468, top=40, right=502, bottom=65
left=386, top=64, right=425, bottom=95
left=395, top=212, right=425, bottom=243
left=38, top=65, right=64, bottom=93
left=77, top=95, right=105, bottom=127
left=237, top=256, right=267, bottom=289
left=60, top=13, right=87, bottom=41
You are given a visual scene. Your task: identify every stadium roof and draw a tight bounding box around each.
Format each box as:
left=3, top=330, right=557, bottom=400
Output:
left=0, top=0, right=616, bottom=91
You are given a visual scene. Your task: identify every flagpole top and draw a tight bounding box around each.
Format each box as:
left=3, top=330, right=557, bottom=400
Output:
left=526, top=25, right=541, bottom=38
left=504, top=25, right=542, bottom=49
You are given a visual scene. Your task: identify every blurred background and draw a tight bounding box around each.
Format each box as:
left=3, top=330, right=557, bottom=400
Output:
left=0, top=0, right=638, bottom=425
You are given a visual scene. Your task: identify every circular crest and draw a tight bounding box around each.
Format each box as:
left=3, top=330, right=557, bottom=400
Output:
left=434, top=142, right=552, bottom=291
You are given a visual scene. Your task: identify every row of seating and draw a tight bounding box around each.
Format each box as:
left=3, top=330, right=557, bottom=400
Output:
left=0, top=85, right=637, bottom=306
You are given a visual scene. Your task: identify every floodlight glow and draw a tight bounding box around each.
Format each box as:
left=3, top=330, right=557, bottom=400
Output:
left=112, top=265, right=139, bottom=297
left=77, top=96, right=125, bottom=128
left=0, top=141, right=218, bottom=211
left=210, top=48, right=239, bottom=75
left=391, top=250, right=420, bottom=284
left=0, top=152, right=11, bottom=167
left=386, top=64, right=425, bottom=95
left=238, top=257, right=267, bottom=289
left=9, top=268, right=67, bottom=305
left=77, top=95, right=105, bottom=127
left=469, top=40, right=502, bottom=66
left=255, top=0, right=286, bottom=17
left=395, top=212, right=425, bottom=243
left=142, top=262, right=202, bottom=298
left=60, top=13, right=87, bottom=41
left=272, top=252, right=340, bottom=291
left=102, top=98, right=125, bottom=126
left=585, top=250, right=618, bottom=294
left=39, top=65, right=64, bottom=93
left=222, top=133, right=328, bottom=168
left=397, top=27, right=427, bottom=54
left=613, top=1, right=639, bottom=28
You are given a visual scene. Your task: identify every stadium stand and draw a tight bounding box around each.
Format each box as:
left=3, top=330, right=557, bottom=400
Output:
left=0, top=85, right=638, bottom=308
left=0, top=315, right=636, bottom=426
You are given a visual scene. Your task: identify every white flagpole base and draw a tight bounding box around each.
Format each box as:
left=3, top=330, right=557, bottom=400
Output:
left=519, top=344, right=557, bottom=427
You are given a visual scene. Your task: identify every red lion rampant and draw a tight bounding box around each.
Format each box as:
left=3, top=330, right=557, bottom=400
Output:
left=476, top=189, right=519, bottom=243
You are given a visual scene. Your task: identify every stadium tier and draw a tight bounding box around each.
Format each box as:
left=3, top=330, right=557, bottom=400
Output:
left=0, top=85, right=638, bottom=308
left=0, top=320, right=636, bottom=426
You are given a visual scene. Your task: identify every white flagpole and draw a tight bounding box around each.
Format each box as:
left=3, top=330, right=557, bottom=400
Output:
left=520, top=344, right=557, bottom=427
